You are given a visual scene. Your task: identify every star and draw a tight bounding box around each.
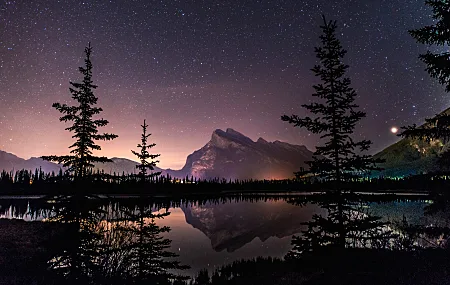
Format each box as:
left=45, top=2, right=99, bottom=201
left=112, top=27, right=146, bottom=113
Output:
left=0, top=0, right=443, bottom=168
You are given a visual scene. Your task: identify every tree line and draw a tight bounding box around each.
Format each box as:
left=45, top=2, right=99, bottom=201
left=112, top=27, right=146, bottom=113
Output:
left=3, top=166, right=450, bottom=194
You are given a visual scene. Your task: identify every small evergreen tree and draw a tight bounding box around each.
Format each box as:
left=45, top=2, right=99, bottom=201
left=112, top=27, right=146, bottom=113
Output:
left=42, top=43, right=118, bottom=179
left=193, top=269, right=210, bottom=285
left=400, top=1, right=450, bottom=168
left=282, top=16, right=382, bottom=184
left=131, top=119, right=161, bottom=183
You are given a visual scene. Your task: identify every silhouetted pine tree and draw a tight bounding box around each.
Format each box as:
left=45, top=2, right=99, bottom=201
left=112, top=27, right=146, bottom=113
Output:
left=41, top=43, right=118, bottom=179
left=400, top=1, right=450, bottom=168
left=283, top=16, right=390, bottom=255
left=193, top=269, right=210, bottom=285
left=282, top=16, right=382, bottom=183
left=131, top=120, right=161, bottom=183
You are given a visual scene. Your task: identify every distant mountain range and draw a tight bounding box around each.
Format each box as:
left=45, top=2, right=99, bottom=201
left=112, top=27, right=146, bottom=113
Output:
left=0, top=150, right=63, bottom=174
left=0, top=150, right=154, bottom=175
left=0, top=128, right=314, bottom=180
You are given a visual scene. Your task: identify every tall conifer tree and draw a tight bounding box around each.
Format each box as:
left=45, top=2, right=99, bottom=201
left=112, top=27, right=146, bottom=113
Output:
left=401, top=0, right=450, bottom=167
left=131, top=120, right=161, bottom=182
left=282, top=16, right=382, bottom=184
left=42, top=43, right=117, bottom=178
left=283, top=16, right=388, bottom=254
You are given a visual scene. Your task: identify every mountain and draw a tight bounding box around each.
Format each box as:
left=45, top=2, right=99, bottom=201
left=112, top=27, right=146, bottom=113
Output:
left=92, top=158, right=165, bottom=175
left=173, top=128, right=315, bottom=180
left=0, top=128, right=314, bottom=179
left=375, top=108, right=450, bottom=177
left=374, top=138, right=442, bottom=177
left=0, top=150, right=63, bottom=174
left=181, top=201, right=322, bottom=252
left=0, top=151, right=165, bottom=176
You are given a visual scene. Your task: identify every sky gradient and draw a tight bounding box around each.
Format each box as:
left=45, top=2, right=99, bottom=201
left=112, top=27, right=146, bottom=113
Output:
left=0, top=0, right=445, bottom=169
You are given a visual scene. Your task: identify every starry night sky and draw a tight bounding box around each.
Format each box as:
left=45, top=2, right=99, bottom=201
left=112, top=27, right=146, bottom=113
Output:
left=0, top=0, right=445, bottom=169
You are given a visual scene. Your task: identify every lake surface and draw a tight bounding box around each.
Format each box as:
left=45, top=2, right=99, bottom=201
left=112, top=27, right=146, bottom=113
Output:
left=0, top=194, right=442, bottom=278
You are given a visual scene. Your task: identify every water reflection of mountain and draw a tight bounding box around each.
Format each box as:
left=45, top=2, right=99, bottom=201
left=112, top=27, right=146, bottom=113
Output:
left=182, top=201, right=322, bottom=252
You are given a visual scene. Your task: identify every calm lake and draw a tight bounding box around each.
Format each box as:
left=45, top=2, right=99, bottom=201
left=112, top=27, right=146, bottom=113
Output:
left=0, top=194, right=441, bottom=278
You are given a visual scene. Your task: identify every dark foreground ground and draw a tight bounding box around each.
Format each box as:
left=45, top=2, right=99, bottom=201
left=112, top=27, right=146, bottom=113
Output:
left=200, top=248, right=450, bottom=285
left=0, top=219, right=62, bottom=285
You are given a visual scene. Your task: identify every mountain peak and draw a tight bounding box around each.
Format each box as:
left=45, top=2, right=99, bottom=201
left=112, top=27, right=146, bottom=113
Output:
left=211, top=128, right=254, bottom=145
left=226, top=128, right=243, bottom=136
left=257, top=137, right=268, bottom=144
left=183, top=128, right=315, bottom=179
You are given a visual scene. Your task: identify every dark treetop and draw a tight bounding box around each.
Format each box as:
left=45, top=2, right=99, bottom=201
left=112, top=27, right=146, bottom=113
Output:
left=41, top=43, right=118, bottom=178
left=131, top=119, right=161, bottom=181
left=401, top=0, right=450, bottom=168
left=282, top=16, right=383, bottom=184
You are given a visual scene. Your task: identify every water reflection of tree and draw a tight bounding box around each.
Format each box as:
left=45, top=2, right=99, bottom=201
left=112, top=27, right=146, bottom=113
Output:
left=286, top=192, right=395, bottom=259
left=391, top=193, right=450, bottom=251
left=191, top=257, right=295, bottom=285
left=192, top=195, right=450, bottom=285
left=104, top=199, right=188, bottom=284
left=45, top=194, right=107, bottom=284
left=44, top=195, right=188, bottom=284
